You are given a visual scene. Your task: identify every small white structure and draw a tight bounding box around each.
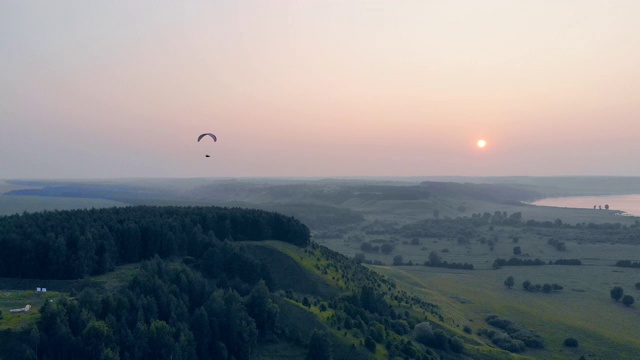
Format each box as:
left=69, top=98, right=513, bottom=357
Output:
left=9, top=304, right=31, bottom=314
left=36, top=287, right=41, bottom=292
left=42, top=288, right=47, bottom=293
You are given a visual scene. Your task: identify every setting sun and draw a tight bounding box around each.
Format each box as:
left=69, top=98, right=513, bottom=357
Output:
left=477, top=139, right=487, bottom=148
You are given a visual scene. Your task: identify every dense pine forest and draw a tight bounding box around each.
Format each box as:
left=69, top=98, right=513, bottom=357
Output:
left=0, top=206, right=310, bottom=279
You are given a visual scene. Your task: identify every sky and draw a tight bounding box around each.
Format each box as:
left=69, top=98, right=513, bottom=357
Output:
left=2, top=1, right=640, bottom=179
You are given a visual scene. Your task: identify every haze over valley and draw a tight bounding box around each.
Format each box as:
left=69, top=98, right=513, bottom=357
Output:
left=2, top=1, right=640, bottom=359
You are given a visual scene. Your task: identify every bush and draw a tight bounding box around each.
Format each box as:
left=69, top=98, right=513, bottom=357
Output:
left=635, top=282, right=640, bottom=290
left=510, top=329, right=545, bottom=348
left=414, top=322, right=434, bottom=345
left=431, top=329, right=449, bottom=350
left=463, top=325, right=472, bottom=334
left=563, top=337, right=579, bottom=347
left=622, top=294, right=635, bottom=307
left=610, top=286, right=624, bottom=301
left=491, top=334, right=526, bottom=353
left=380, top=243, right=395, bottom=255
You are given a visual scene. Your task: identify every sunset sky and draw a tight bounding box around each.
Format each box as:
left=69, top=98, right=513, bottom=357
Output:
left=2, top=1, right=639, bottom=179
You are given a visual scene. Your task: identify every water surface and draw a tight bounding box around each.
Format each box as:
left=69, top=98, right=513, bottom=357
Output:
left=531, top=194, right=640, bottom=217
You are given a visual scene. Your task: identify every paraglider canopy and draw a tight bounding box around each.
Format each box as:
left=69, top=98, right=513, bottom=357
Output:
left=197, top=133, right=217, bottom=142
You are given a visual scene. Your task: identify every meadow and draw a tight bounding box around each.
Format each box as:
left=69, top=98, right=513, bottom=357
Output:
left=317, top=204, right=640, bottom=359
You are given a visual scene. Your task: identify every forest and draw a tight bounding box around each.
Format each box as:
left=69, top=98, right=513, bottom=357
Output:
left=0, top=205, right=471, bottom=360
left=0, top=206, right=309, bottom=279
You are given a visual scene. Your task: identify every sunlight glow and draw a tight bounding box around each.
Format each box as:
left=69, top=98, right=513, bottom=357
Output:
left=477, top=139, right=487, bottom=148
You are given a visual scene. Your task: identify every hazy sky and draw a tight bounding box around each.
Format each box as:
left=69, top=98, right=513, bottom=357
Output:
left=2, top=1, right=639, bottom=179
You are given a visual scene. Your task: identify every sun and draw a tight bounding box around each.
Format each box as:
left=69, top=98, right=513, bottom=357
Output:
left=477, top=139, right=487, bottom=148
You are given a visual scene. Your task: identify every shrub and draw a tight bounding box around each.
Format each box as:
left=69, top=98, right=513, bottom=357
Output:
left=635, top=282, right=640, bottom=290
left=463, top=325, right=472, bottom=334
left=563, top=337, right=579, bottom=347
left=380, top=243, right=395, bottom=255
left=414, top=322, right=434, bottom=345
left=431, top=329, right=449, bottom=350
left=491, top=334, right=526, bottom=353
left=610, top=286, right=624, bottom=301
left=622, top=294, right=635, bottom=307
left=510, top=329, right=545, bottom=348
left=504, top=275, right=515, bottom=289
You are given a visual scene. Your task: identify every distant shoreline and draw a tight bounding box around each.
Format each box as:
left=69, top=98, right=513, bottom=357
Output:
left=531, top=194, right=640, bottom=217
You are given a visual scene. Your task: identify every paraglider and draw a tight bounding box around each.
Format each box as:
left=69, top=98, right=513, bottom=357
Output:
left=197, top=133, right=217, bottom=158
left=197, top=133, right=217, bottom=142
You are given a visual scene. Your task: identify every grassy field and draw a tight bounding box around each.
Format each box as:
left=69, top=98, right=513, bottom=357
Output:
left=0, top=195, right=127, bottom=216
left=376, top=265, right=640, bottom=360
left=0, top=290, right=59, bottom=331
left=318, top=200, right=640, bottom=360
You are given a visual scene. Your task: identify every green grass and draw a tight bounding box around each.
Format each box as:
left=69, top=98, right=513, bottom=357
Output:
left=317, top=197, right=640, bottom=360
left=0, top=290, right=61, bottom=331
left=372, top=258, right=640, bottom=359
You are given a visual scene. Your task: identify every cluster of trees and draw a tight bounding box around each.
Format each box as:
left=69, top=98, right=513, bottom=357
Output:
left=550, top=259, right=581, bottom=265
left=413, top=322, right=464, bottom=354
left=493, top=258, right=546, bottom=269
left=610, top=286, right=635, bottom=306
left=359, top=242, right=395, bottom=255
left=0, top=206, right=310, bottom=280
left=504, top=276, right=563, bottom=293
left=423, top=251, right=473, bottom=270
left=547, top=238, right=567, bottom=251
left=522, top=280, right=563, bottom=293
left=8, top=256, right=278, bottom=360
left=478, top=315, right=544, bottom=353
left=615, top=260, right=640, bottom=268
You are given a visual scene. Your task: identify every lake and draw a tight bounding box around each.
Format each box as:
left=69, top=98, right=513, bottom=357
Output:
left=531, top=194, right=640, bottom=217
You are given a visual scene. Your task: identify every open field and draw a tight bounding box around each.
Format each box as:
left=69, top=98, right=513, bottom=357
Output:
left=315, top=201, right=640, bottom=359
left=0, top=195, right=127, bottom=216
left=0, top=290, right=59, bottom=331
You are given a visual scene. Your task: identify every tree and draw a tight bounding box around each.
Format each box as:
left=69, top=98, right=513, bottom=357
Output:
left=522, top=280, right=531, bottom=291
left=428, top=251, right=442, bottom=265
left=392, top=255, right=403, bottom=266
left=307, top=330, right=333, bottom=360
left=504, top=276, right=515, bottom=289
left=360, top=242, right=373, bottom=252
left=246, top=280, right=279, bottom=336
left=413, top=322, right=434, bottom=346
left=364, top=336, right=376, bottom=352
left=513, top=246, right=521, bottom=255
left=610, top=286, right=624, bottom=301
left=563, top=337, right=579, bottom=347
left=380, top=243, right=395, bottom=255
left=622, top=294, right=635, bottom=307
left=605, top=204, right=609, bottom=210
left=635, top=282, right=640, bottom=290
